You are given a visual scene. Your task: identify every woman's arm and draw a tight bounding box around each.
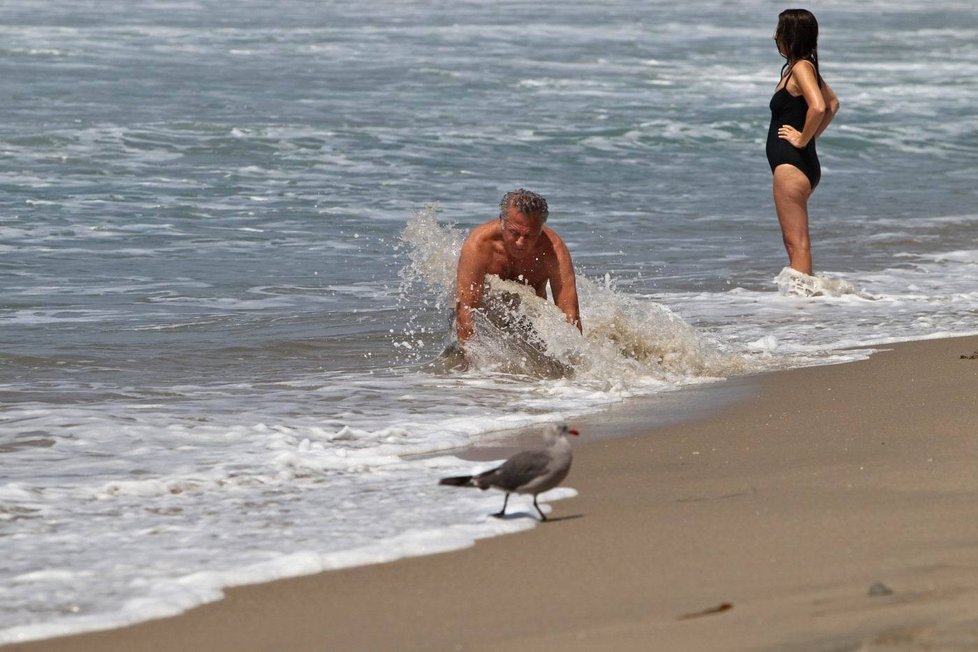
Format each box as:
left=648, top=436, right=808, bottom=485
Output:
left=813, top=79, right=840, bottom=139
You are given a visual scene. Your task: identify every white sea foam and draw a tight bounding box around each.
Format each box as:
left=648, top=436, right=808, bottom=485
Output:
left=0, top=433, right=575, bottom=645
left=774, top=267, right=861, bottom=298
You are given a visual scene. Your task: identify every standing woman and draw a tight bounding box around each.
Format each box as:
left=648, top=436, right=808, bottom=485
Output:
left=767, top=8, right=840, bottom=279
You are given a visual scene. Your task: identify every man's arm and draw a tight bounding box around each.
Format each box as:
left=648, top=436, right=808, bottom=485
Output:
left=455, top=237, right=489, bottom=344
left=545, top=233, right=582, bottom=333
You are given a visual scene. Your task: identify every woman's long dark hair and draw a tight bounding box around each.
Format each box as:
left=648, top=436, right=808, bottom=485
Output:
left=776, top=8, right=822, bottom=87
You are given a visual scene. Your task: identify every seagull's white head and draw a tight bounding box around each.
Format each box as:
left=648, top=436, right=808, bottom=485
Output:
left=543, top=423, right=580, bottom=444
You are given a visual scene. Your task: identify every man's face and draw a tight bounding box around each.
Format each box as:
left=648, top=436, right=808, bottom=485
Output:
left=500, top=208, right=544, bottom=260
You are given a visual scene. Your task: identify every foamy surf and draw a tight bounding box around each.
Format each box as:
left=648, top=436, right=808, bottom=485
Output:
left=774, top=267, right=876, bottom=300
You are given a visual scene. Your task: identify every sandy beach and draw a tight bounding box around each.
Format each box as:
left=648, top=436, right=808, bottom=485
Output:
left=9, top=334, right=978, bottom=652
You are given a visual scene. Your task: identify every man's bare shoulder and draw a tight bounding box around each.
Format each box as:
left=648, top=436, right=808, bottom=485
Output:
left=540, top=226, right=571, bottom=253
left=536, top=227, right=574, bottom=272
left=461, top=219, right=500, bottom=251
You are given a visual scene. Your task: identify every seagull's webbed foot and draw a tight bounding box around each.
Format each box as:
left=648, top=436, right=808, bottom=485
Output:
left=491, top=493, right=511, bottom=519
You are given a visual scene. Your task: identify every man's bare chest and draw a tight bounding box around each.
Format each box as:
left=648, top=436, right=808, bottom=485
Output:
left=486, top=250, right=549, bottom=286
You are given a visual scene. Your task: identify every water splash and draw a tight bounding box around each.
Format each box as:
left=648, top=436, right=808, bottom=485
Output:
left=576, top=275, right=741, bottom=381
left=398, top=205, right=464, bottom=300
left=392, top=205, right=466, bottom=363
left=398, top=208, right=745, bottom=384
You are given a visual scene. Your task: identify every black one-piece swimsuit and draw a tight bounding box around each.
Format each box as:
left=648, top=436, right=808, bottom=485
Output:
left=766, top=72, right=820, bottom=190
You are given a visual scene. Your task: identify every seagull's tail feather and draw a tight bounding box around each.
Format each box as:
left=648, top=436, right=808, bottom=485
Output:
left=439, top=475, right=477, bottom=487
left=441, top=462, right=506, bottom=489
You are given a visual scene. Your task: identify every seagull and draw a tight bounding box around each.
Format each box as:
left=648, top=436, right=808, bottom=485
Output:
left=439, top=423, right=579, bottom=521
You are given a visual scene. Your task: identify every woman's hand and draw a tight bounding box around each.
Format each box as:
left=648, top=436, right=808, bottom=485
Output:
left=778, top=124, right=807, bottom=148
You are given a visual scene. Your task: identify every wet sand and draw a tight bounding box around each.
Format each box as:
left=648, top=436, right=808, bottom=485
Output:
left=8, top=335, right=978, bottom=652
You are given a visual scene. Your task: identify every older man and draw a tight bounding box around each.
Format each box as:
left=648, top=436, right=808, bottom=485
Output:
left=454, top=189, right=582, bottom=346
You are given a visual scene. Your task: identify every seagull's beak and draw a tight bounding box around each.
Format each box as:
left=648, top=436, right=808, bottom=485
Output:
left=567, top=428, right=580, bottom=436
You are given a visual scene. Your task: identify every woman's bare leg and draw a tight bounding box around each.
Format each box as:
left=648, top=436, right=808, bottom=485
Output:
left=772, top=164, right=814, bottom=275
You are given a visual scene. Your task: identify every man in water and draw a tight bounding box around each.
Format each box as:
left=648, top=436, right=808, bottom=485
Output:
left=455, top=188, right=582, bottom=347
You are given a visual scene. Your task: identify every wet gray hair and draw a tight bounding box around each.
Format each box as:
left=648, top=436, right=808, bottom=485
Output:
left=498, top=188, right=549, bottom=222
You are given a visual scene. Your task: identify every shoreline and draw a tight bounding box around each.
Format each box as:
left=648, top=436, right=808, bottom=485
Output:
left=8, top=334, right=978, bottom=651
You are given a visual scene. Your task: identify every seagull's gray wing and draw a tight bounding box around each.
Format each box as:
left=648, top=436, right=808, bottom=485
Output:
left=477, top=449, right=552, bottom=492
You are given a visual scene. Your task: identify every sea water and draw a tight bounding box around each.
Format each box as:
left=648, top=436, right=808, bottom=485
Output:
left=1, top=0, right=976, bottom=642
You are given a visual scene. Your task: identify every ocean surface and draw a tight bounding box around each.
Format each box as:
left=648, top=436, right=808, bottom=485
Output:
left=1, top=0, right=976, bottom=642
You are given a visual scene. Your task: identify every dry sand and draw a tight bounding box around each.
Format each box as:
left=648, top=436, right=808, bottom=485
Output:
left=9, top=335, right=978, bottom=652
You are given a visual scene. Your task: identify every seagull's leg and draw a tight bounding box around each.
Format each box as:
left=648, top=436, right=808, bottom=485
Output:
left=492, top=493, right=510, bottom=518
left=533, top=495, right=547, bottom=521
